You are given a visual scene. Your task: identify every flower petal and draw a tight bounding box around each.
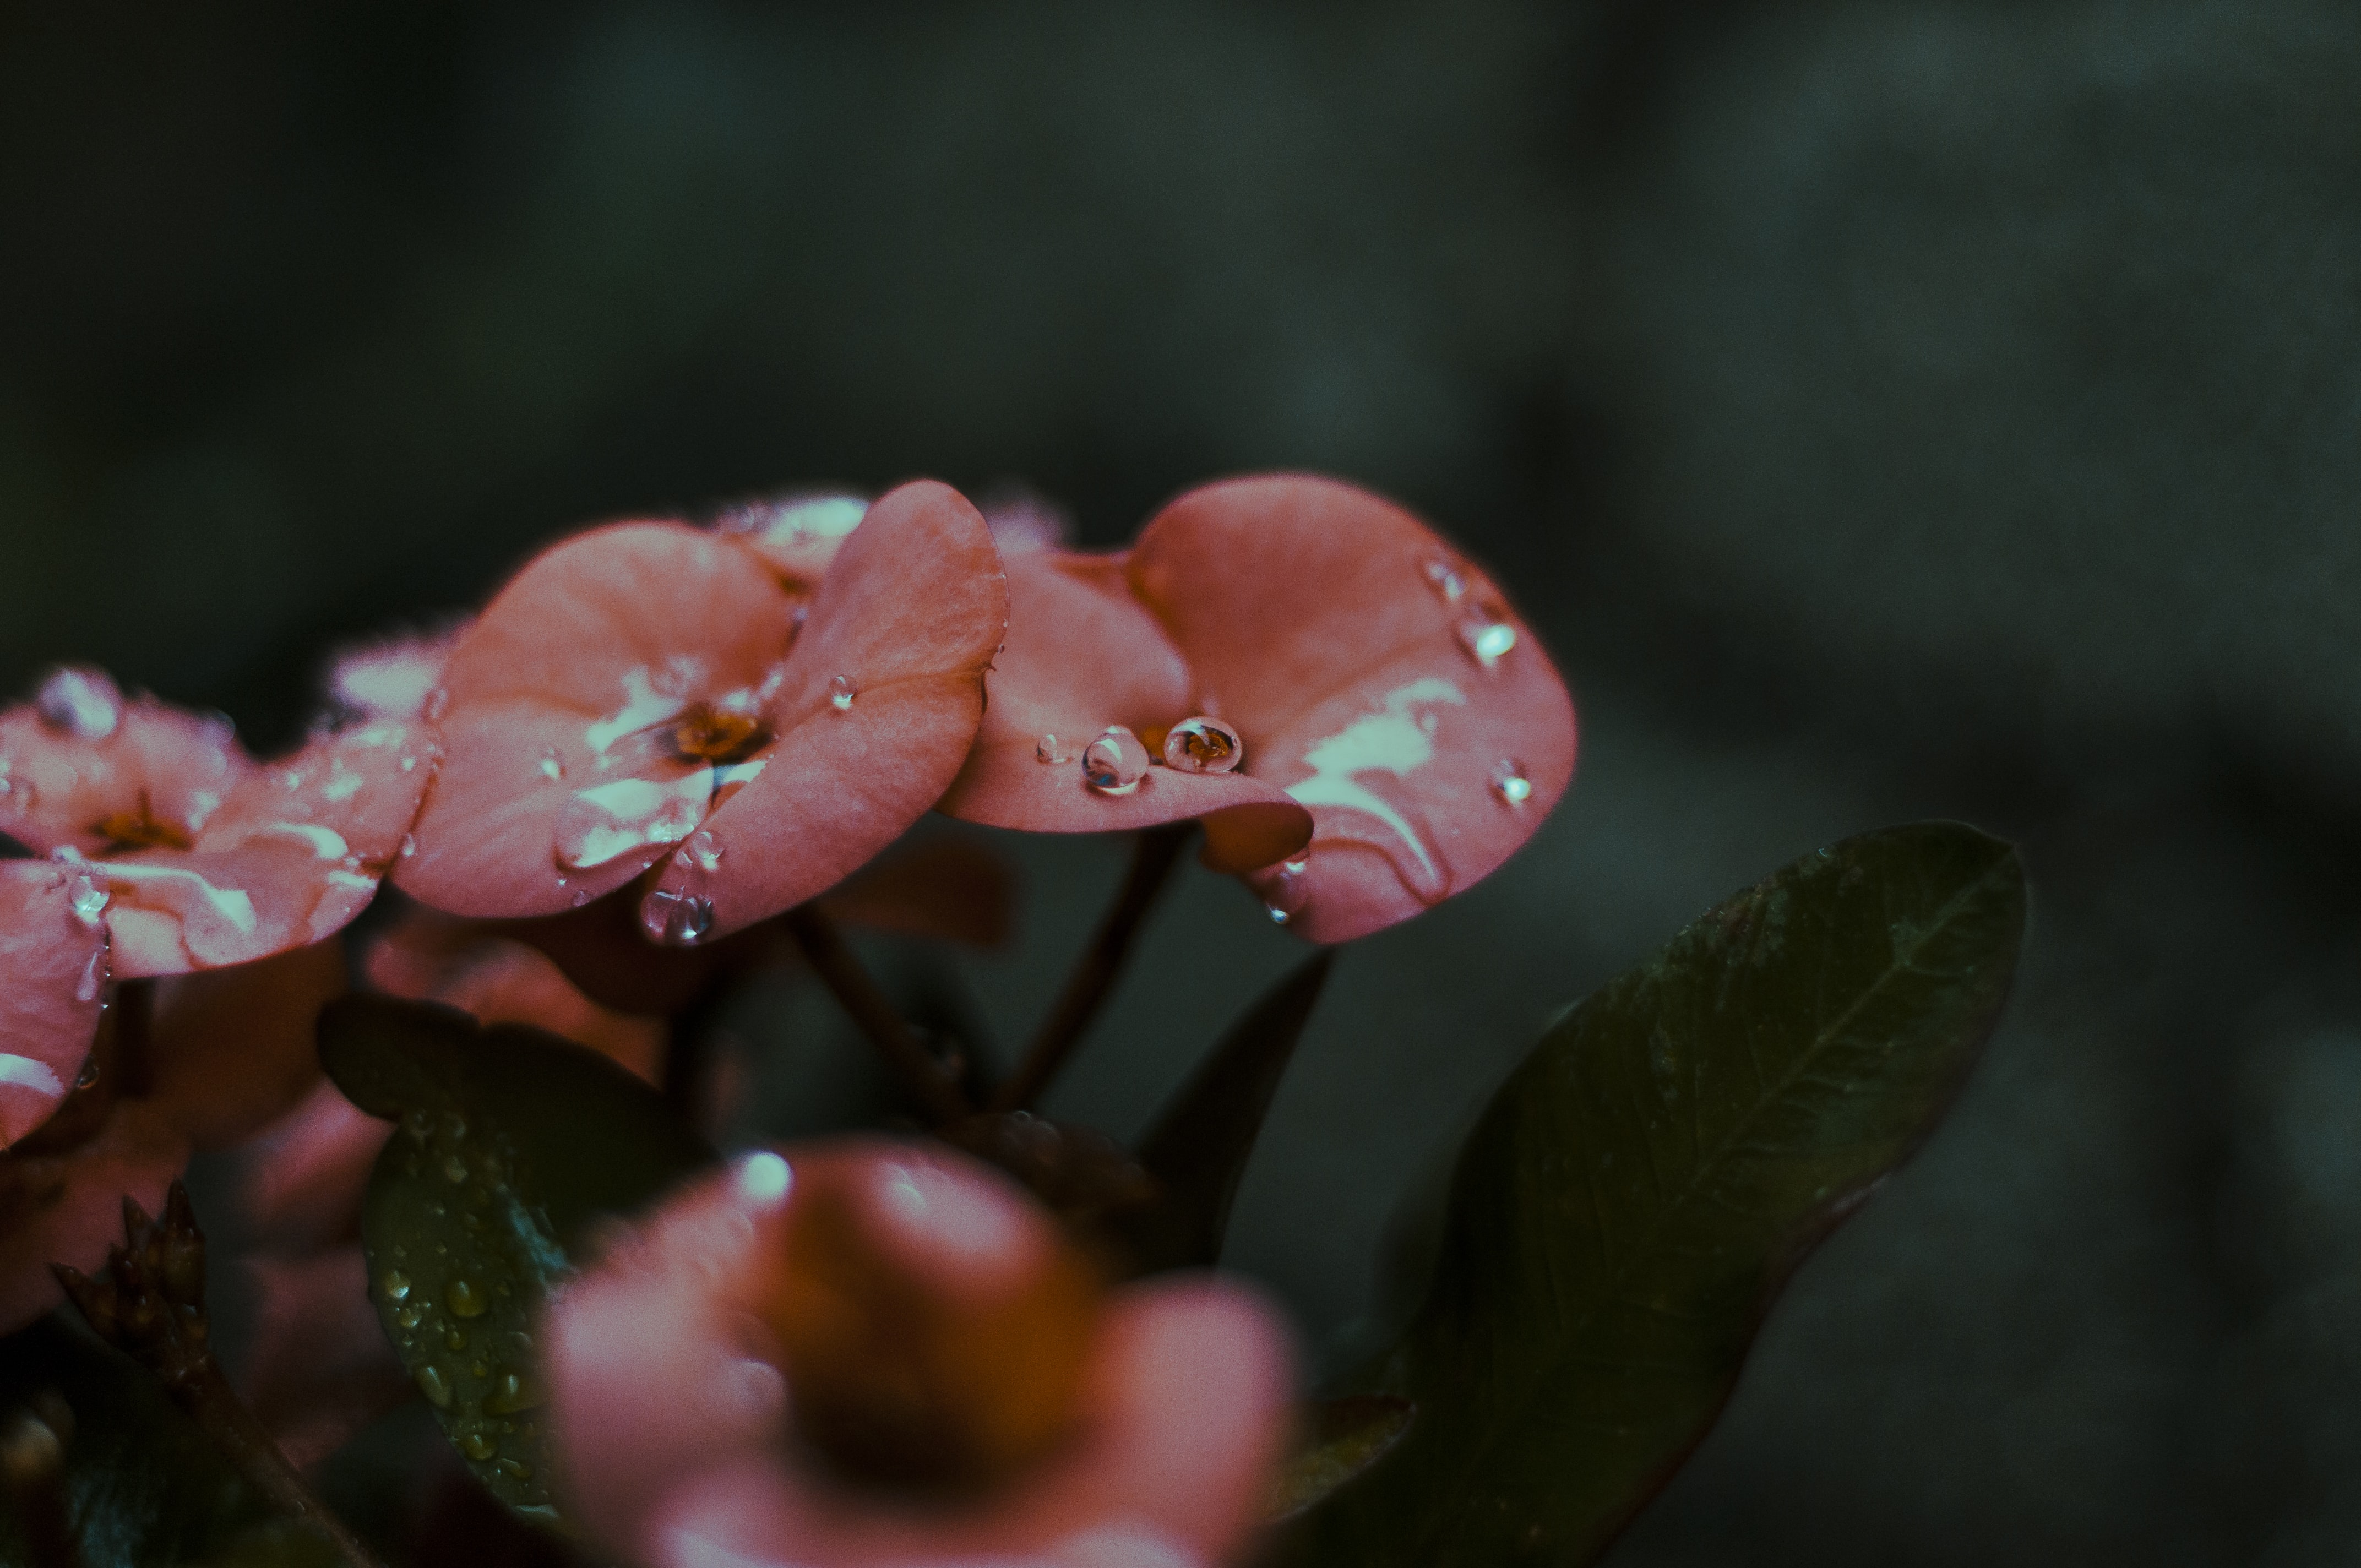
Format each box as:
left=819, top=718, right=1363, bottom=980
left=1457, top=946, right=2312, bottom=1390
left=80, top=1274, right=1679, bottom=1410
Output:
left=937, top=550, right=1312, bottom=875
left=1130, top=475, right=1576, bottom=942
left=150, top=936, right=347, bottom=1150
left=399, top=522, right=798, bottom=918
left=240, top=1079, right=390, bottom=1255
left=238, top=1245, right=415, bottom=1472
left=0, top=862, right=107, bottom=1148
left=639, top=481, right=1009, bottom=940
left=0, top=689, right=251, bottom=857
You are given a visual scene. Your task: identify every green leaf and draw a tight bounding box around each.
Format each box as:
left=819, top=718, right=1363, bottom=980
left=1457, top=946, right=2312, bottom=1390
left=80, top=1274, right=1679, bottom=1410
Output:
left=318, top=996, right=715, bottom=1521
left=1287, top=822, right=2026, bottom=1566
left=1110, top=952, right=1333, bottom=1276
left=0, top=1315, right=325, bottom=1568
left=1265, top=1396, right=1416, bottom=1523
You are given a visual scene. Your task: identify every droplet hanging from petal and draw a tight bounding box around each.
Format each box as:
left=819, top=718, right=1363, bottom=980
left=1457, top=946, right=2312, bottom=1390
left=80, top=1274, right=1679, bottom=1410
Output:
left=1489, top=759, right=1533, bottom=807
left=35, top=667, right=123, bottom=741
left=1455, top=613, right=1517, bottom=669
left=829, top=674, right=857, bottom=713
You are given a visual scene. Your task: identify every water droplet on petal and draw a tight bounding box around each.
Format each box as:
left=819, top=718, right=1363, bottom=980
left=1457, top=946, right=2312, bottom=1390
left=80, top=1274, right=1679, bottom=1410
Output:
left=1455, top=614, right=1518, bottom=669
left=74, top=1052, right=100, bottom=1088
left=380, top=1270, right=412, bottom=1302
left=1422, top=557, right=1467, bottom=603
left=399, top=832, right=417, bottom=859
left=686, top=829, right=723, bottom=872
left=446, top=1278, right=488, bottom=1319
left=74, top=950, right=104, bottom=1004
left=829, top=674, right=857, bottom=712
left=1162, top=716, right=1243, bottom=774
left=1264, top=863, right=1310, bottom=925
left=422, top=688, right=450, bottom=722
left=35, top=667, right=122, bottom=741
left=1036, top=733, right=1071, bottom=764
left=416, top=1365, right=453, bottom=1408
left=1489, top=759, right=1533, bottom=807
left=643, top=886, right=716, bottom=947
left=538, top=748, right=565, bottom=781
left=570, top=888, right=591, bottom=908
left=1282, top=857, right=1309, bottom=876
left=67, top=873, right=108, bottom=927
left=1082, top=727, right=1150, bottom=796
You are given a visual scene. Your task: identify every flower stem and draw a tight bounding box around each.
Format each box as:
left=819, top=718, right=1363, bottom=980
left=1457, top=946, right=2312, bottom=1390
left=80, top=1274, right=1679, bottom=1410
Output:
left=992, top=823, right=1193, bottom=1113
left=782, top=904, right=971, bottom=1129
left=51, top=1183, right=390, bottom=1568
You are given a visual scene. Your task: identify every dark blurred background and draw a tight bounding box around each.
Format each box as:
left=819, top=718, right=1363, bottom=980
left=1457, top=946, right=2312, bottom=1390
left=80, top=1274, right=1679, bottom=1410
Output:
left=9, top=2, right=2361, bottom=1561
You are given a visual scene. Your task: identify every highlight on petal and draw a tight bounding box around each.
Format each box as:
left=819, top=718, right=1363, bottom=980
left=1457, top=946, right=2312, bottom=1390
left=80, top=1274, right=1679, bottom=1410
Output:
left=0, top=1097, right=188, bottom=1334
left=715, top=491, right=871, bottom=585
left=324, top=624, right=466, bottom=727
left=937, top=550, right=1313, bottom=875
left=398, top=521, right=801, bottom=919
left=637, top=480, right=1010, bottom=943
left=0, top=861, right=108, bottom=1149
left=546, top=1140, right=1293, bottom=1568
left=1129, top=475, right=1577, bottom=943
left=149, top=936, right=347, bottom=1150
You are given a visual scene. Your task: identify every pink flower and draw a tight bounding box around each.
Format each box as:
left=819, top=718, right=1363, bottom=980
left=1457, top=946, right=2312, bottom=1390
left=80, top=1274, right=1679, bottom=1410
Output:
left=395, top=481, right=1008, bottom=947
left=0, top=666, right=436, bottom=974
left=940, top=475, right=1577, bottom=942
left=0, top=937, right=348, bottom=1332
left=547, top=1140, right=1293, bottom=1568
left=0, top=859, right=110, bottom=1148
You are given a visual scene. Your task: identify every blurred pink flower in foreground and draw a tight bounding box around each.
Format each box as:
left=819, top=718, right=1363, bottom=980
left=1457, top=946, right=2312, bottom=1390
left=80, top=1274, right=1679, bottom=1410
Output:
left=0, top=666, right=434, bottom=974
left=548, top=1140, right=1292, bottom=1568
left=395, top=481, right=1008, bottom=948
left=940, top=474, right=1577, bottom=943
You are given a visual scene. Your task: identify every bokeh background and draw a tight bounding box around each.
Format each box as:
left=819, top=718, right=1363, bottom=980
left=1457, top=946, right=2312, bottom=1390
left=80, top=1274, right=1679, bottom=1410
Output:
left=9, top=3, right=2361, bottom=1561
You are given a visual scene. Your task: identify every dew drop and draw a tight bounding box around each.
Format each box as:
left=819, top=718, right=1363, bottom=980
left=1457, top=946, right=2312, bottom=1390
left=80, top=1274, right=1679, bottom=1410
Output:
left=643, top=886, right=715, bottom=947
left=1422, top=557, right=1468, bottom=603
left=460, top=1431, right=497, bottom=1462
left=569, top=888, right=591, bottom=908
left=74, top=950, right=104, bottom=1005
left=1162, top=716, right=1244, bottom=774
left=495, top=1457, right=532, bottom=1481
left=74, top=1052, right=100, bottom=1088
left=686, top=829, right=723, bottom=872
left=445, top=1278, right=488, bottom=1319
left=486, top=1369, right=547, bottom=1414
left=67, top=874, right=108, bottom=927
left=399, top=832, right=417, bottom=859
left=1455, top=614, right=1518, bottom=669
left=416, top=1365, right=453, bottom=1408
left=1264, top=863, right=1310, bottom=926
left=829, top=674, right=856, bottom=712
left=1489, top=759, right=1533, bottom=807
left=380, top=1270, right=412, bottom=1303
left=538, top=748, right=564, bottom=781
left=422, top=688, right=450, bottom=722
left=1082, top=727, right=1150, bottom=796
left=1035, top=733, right=1070, bottom=764
left=446, top=1329, right=467, bottom=1351
left=35, top=667, right=122, bottom=741
left=395, top=1303, right=425, bottom=1330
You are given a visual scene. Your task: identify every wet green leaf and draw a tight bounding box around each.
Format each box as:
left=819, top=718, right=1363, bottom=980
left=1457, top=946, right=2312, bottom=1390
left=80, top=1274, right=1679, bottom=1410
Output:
left=1111, top=952, right=1332, bottom=1276
left=0, top=1315, right=327, bottom=1568
left=1287, top=823, right=2026, bottom=1566
left=1265, top=1396, right=1416, bottom=1523
left=318, top=996, right=714, bottom=1521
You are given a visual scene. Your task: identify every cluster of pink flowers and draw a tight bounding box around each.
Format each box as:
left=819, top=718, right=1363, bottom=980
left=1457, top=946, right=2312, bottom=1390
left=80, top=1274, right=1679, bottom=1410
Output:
left=0, top=473, right=1573, bottom=1566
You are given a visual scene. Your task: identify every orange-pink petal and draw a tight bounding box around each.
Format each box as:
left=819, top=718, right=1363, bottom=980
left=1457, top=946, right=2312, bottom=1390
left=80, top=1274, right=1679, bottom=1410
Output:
left=938, top=549, right=1313, bottom=875
left=0, top=860, right=109, bottom=1148
left=639, top=481, right=1009, bottom=941
left=0, top=1097, right=188, bottom=1333
left=399, top=522, right=800, bottom=919
left=1131, top=475, right=1576, bottom=943
left=237, top=1244, right=414, bottom=1471
left=149, top=937, right=347, bottom=1150
left=0, top=676, right=251, bottom=858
